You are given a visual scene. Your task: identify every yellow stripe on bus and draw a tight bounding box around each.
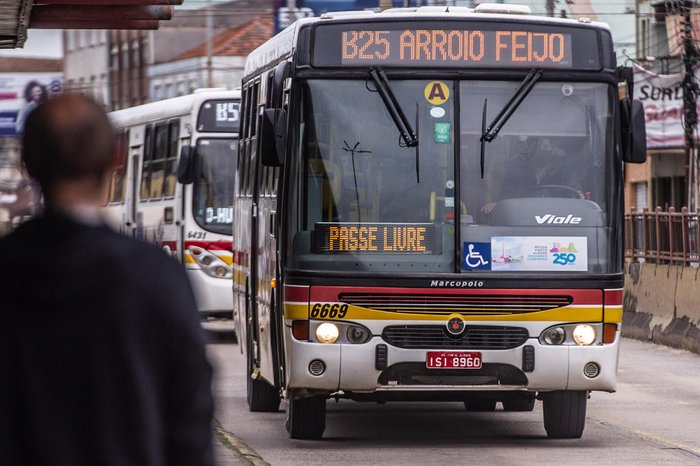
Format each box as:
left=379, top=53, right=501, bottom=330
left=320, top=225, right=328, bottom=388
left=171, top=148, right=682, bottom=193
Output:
left=604, top=306, right=623, bottom=323
left=283, top=303, right=619, bottom=323
left=183, top=251, right=232, bottom=265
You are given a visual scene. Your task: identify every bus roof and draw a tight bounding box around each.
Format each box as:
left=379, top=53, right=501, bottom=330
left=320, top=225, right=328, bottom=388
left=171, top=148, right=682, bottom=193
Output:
left=109, top=88, right=241, bottom=128
left=244, top=5, right=611, bottom=79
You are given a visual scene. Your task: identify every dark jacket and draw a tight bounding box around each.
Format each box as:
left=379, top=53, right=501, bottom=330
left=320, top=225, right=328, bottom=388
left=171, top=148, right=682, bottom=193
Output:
left=0, top=212, right=214, bottom=466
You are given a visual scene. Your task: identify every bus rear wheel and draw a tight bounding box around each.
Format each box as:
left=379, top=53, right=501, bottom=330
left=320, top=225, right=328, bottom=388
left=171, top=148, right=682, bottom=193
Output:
left=286, top=395, right=326, bottom=440
left=542, top=390, right=587, bottom=439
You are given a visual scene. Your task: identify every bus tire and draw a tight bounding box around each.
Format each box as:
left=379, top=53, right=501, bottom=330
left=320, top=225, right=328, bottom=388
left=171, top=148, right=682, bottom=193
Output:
left=246, top=334, right=280, bottom=412
left=542, top=390, right=587, bottom=439
left=464, top=399, right=497, bottom=412
left=286, top=395, right=326, bottom=440
left=502, top=394, right=536, bottom=412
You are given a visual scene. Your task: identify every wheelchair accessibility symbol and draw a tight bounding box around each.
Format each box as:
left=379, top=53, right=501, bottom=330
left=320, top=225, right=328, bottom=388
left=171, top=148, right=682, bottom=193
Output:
left=463, top=242, right=491, bottom=270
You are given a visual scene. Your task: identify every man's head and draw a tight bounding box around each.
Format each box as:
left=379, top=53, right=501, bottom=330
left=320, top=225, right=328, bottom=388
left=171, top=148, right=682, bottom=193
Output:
left=22, top=94, right=115, bottom=205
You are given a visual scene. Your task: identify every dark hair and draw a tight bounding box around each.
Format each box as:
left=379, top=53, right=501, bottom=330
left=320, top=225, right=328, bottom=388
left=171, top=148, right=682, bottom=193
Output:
left=22, top=95, right=115, bottom=194
left=23, top=80, right=48, bottom=104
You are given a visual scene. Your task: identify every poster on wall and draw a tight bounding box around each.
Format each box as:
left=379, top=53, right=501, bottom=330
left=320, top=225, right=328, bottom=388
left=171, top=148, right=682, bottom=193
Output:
left=0, top=73, right=63, bottom=137
left=632, top=64, right=690, bottom=149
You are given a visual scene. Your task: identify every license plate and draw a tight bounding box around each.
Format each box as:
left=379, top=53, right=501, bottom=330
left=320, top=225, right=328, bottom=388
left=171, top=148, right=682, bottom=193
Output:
left=426, top=351, right=482, bottom=369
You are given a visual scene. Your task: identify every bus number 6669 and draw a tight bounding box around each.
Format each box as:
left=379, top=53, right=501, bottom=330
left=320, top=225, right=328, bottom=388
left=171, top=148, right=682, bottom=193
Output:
left=310, top=303, right=349, bottom=319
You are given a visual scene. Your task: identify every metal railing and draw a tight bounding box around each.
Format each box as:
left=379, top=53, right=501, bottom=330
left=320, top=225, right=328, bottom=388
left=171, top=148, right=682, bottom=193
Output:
left=625, top=207, right=700, bottom=266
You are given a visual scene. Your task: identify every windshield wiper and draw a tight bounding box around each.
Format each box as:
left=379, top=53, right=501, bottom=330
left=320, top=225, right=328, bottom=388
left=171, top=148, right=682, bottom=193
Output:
left=480, top=69, right=543, bottom=143
left=369, top=68, right=419, bottom=148
left=479, top=68, right=543, bottom=178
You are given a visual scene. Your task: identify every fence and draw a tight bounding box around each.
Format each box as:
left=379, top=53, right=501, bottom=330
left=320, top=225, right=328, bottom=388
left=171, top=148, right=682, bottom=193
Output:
left=625, top=207, right=700, bottom=266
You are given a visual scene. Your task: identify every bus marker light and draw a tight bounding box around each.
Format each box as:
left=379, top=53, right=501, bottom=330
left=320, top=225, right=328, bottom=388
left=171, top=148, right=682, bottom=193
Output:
left=583, top=362, right=600, bottom=378
left=316, top=323, right=339, bottom=344
left=603, top=323, right=617, bottom=344
left=572, top=325, right=596, bottom=346
left=292, top=320, right=309, bottom=341
left=309, top=359, right=326, bottom=376
left=270, top=278, right=276, bottom=288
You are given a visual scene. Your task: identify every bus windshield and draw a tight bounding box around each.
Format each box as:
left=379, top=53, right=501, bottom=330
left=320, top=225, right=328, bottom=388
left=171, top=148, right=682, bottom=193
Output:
left=193, top=138, right=237, bottom=235
left=460, top=81, right=616, bottom=274
left=289, top=79, right=455, bottom=272
left=288, top=79, right=616, bottom=274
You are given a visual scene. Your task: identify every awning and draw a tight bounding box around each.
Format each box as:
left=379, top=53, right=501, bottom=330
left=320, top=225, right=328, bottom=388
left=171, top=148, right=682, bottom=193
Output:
left=1, top=0, right=182, bottom=49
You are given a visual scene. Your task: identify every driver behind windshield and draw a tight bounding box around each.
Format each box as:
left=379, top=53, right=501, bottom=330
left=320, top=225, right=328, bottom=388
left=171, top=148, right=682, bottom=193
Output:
left=482, top=135, right=583, bottom=214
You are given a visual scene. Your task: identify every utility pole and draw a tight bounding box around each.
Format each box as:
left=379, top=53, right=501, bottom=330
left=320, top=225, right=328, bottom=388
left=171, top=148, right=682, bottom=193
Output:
left=680, top=0, right=698, bottom=210
left=206, top=0, right=213, bottom=88
left=546, top=0, right=555, bottom=17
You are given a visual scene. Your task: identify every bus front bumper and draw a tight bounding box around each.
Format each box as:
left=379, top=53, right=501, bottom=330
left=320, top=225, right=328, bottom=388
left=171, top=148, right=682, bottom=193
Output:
left=285, top=333, right=620, bottom=394
left=187, top=268, right=234, bottom=315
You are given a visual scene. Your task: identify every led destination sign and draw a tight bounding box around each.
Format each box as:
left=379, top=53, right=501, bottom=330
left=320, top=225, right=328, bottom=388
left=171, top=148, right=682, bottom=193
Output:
left=197, top=100, right=240, bottom=132
left=312, top=22, right=601, bottom=69
left=314, top=223, right=435, bottom=254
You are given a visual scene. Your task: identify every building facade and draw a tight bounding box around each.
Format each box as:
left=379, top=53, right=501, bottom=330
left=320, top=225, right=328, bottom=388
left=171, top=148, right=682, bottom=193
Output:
left=63, top=30, right=110, bottom=106
left=149, top=16, right=272, bottom=101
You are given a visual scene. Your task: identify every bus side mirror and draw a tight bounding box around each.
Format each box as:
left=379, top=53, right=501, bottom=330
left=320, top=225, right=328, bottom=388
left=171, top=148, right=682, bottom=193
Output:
left=177, top=146, right=198, bottom=184
left=261, top=108, right=286, bottom=167
left=621, top=99, right=647, bottom=164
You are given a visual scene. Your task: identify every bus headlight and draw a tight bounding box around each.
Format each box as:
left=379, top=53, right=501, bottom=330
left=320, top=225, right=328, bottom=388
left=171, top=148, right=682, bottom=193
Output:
left=572, top=325, right=597, bottom=346
left=541, top=327, right=566, bottom=345
left=539, top=323, right=601, bottom=346
left=347, top=326, right=370, bottom=344
left=189, top=246, right=232, bottom=279
left=316, top=323, right=339, bottom=344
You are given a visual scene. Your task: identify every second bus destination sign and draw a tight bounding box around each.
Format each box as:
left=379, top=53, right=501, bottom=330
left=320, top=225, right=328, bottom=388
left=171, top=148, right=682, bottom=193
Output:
left=312, top=22, right=601, bottom=69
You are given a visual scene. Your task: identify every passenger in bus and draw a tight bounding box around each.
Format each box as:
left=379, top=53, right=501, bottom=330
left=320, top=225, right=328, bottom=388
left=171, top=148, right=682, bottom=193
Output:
left=0, top=95, right=214, bottom=466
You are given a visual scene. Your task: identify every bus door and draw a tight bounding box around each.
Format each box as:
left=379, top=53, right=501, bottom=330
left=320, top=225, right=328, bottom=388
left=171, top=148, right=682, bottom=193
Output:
left=126, top=150, right=140, bottom=238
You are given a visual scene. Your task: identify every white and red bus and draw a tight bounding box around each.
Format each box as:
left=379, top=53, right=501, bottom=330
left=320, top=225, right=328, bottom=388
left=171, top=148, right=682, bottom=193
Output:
left=234, top=5, right=646, bottom=439
left=107, top=89, right=240, bottom=319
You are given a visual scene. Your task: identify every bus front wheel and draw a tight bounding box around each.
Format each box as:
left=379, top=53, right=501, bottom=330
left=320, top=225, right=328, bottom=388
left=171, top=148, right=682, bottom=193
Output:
left=246, top=333, right=280, bottom=412
left=286, top=394, right=326, bottom=440
left=542, top=390, right=587, bottom=439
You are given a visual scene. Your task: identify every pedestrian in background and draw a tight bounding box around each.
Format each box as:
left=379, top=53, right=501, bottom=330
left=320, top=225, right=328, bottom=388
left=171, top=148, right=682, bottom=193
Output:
left=14, top=80, right=48, bottom=134
left=0, top=95, right=214, bottom=465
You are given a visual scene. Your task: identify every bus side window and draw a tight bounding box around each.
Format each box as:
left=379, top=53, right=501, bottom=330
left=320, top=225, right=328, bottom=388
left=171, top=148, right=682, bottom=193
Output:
left=140, top=125, right=153, bottom=201
left=164, top=119, right=179, bottom=198
left=149, top=123, right=168, bottom=200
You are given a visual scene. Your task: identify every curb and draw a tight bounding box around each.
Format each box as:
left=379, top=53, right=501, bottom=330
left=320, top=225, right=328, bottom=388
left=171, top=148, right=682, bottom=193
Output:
left=213, top=419, right=270, bottom=466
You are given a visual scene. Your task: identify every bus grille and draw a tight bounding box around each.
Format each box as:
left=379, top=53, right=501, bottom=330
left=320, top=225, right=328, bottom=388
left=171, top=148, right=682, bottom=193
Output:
left=338, top=293, right=572, bottom=316
left=378, top=362, right=528, bottom=386
left=382, top=325, right=529, bottom=350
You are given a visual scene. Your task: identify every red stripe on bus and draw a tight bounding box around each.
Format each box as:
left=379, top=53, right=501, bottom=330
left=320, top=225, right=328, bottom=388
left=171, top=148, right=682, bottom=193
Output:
left=161, top=240, right=177, bottom=250
left=284, top=285, right=309, bottom=302
left=309, top=286, right=602, bottom=305
left=603, top=289, right=623, bottom=306
left=185, top=241, right=233, bottom=252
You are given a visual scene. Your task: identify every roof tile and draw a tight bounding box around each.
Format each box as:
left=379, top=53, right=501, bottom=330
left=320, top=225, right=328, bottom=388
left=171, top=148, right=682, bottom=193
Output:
left=171, top=15, right=273, bottom=61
